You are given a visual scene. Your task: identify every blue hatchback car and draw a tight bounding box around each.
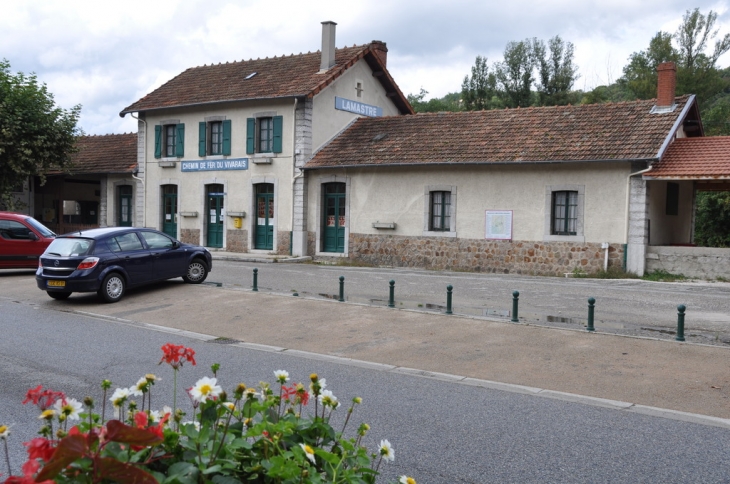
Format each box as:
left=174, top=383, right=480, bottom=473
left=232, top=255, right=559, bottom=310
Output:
left=36, top=227, right=212, bottom=303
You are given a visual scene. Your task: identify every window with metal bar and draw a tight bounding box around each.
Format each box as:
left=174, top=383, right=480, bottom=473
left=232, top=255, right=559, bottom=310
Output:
left=551, top=190, right=578, bottom=235
left=430, top=191, right=451, bottom=231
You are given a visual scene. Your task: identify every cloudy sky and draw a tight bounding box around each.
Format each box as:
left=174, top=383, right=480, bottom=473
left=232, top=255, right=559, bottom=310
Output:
left=2, top=1, right=728, bottom=135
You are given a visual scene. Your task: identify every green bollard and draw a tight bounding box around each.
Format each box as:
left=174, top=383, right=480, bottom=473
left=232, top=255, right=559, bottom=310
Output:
left=586, top=297, right=595, bottom=332
left=338, top=276, right=345, bottom=302
left=511, top=291, right=519, bottom=322
left=676, top=304, right=686, bottom=342
left=252, top=268, right=258, bottom=292
left=446, top=285, right=453, bottom=314
left=388, top=280, right=395, bottom=308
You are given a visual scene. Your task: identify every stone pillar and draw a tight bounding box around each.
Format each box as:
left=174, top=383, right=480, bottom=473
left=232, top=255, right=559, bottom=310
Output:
left=626, top=174, right=649, bottom=275
left=292, top=99, right=312, bottom=256
left=134, top=118, right=146, bottom=228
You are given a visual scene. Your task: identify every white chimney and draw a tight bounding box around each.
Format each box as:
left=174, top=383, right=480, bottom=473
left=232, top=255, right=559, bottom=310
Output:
left=320, top=21, right=337, bottom=72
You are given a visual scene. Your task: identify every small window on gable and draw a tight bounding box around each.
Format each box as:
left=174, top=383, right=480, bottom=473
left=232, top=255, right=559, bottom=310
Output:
left=356, top=81, right=363, bottom=98
left=246, top=116, right=283, bottom=154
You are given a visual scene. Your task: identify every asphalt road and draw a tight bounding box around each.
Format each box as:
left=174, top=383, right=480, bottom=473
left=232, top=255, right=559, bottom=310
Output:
left=211, top=260, right=730, bottom=345
left=2, top=287, right=730, bottom=483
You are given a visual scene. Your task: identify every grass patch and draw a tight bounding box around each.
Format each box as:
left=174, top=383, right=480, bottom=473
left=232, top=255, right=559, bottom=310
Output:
left=641, top=269, right=687, bottom=282
left=569, top=266, right=638, bottom=279
left=334, top=258, right=376, bottom=268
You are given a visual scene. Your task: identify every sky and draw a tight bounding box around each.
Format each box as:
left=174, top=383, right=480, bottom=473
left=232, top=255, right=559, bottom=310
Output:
left=2, top=1, right=729, bottom=136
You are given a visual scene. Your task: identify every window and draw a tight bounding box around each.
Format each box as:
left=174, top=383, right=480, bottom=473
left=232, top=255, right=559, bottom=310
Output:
left=430, top=191, right=451, bottom=231
left=109, top=233, right=144, bottom=252
left=154, top=123, right=185, bottom=158
left=423, top=186, right=456, bottom=236
left=140, top=231, right=174, bottom=250
left=551, top=190, right=578, bottom=235
left=0, top=220, right=32, bottom=240
left=198, top=120, right=231, bottom=156
left=246, top=116, right=283, bottom=154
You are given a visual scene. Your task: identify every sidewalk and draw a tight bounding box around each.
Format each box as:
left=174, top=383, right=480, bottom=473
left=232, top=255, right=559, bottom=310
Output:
left=207, top=250, right=311, bottom=264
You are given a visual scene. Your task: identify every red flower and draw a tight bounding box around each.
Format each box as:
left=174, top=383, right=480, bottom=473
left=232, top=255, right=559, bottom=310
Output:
left=22, top=386, right=66, bottom=410
left=23, top=438, right=56, bottom=462
left=134, top=411, right=149, bottom=429
left=4, top=458, right=55, bottom=484
left=282, top=385, right=297, bottom=401
left=159, top=343, right=196, bottom=369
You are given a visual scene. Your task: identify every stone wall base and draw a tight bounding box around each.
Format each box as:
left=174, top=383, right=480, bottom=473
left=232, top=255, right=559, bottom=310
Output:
left=180, top=229, right=201, bottom=246
left=276, top=231, right=291, bottom=255
left=226, top=229, right=248, bottom=253
left=347, top=234, right=624, bottom=276
left=646, top=246, right=730, bottom=279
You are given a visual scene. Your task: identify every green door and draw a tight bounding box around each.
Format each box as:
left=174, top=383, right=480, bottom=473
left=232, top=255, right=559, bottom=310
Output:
left=118, top=185, right=133, bottom=227
left=206, top=184, right=224, bottom=248
left=162, top=185, right=178, bottom=238
left=254, top=184, right=274, bottom=250
left=323, top=183, right=346, bottom=253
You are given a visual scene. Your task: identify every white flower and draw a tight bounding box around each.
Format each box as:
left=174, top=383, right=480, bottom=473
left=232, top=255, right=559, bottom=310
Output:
left=110, top=387, right=130, bottom=407
left=222, top=401, right=236, bottom=412
left=181, top=420, right=201, bottom=431
left=189, top=376, right=222, bottom=403
left=274, top=370, right=289, bottom=383
left=0, top=425, right=9, bottom=439
left=299, top=443, right=316, bottom=464
left=149, top=410, right=161, bottom=422
left=318, top=389, right=339, bottom=408
left=399, top=476, right=416, bottom=484
left=53, top=398, right=83, bottom=420
left=309, top=377, right=326, bottom=394
left=129, top=377, right=147, bottom=396
left=379, top=439, right=394, bottom=462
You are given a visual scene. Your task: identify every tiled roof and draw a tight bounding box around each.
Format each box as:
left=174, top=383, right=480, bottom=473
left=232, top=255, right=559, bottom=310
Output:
left=120, top=44, right=412, bottom=115
left=646, top=136, right=730, bottom=179
left=305, top=96, right=693, bottom=169
left=65, top=133, right=137, bottom=174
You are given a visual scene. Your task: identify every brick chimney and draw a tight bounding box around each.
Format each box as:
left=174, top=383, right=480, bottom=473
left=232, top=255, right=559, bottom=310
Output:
left=370, top=40, right=388, bottom=67
left=656, top=62, right=676, bottom=108
left=320, top=21, right=337, bottom=72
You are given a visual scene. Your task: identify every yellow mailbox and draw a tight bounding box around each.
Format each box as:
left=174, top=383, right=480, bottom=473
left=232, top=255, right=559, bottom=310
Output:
left=233, top=217, right=242, bottom=229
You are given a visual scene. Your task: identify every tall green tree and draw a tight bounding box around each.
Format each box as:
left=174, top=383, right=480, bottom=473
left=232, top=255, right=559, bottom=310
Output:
left=620, top=31, right=677, bottom=100
left=495, top=39, right=536, bottom=108
left=461, top=55, right=498, bottom=110
left=407, top=88, right=463, bottom=113
left=0, top=59, right=81, bottom=209
left=694, top=191, right=730, bottom=247
left=535, top=36, right=580, bottom=106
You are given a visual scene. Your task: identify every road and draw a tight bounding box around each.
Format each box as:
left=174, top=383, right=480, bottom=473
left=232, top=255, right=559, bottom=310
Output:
left=1, top=278, right=730, bottom=483
left=212, top=260, right=730, bottom=344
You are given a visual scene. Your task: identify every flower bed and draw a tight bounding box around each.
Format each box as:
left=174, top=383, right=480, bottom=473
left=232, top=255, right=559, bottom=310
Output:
left=1, top=343, right=416, bottom=484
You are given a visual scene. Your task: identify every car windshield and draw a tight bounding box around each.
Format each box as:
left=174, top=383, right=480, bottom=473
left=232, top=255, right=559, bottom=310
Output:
left=25, top=217, right=56, bottom=237
left=45, top=238, right=93, bottom=257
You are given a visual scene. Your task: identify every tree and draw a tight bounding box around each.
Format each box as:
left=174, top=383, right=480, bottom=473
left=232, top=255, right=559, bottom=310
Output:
left=536, top=36, right=580, bottom=106
left=694, top=191, right=730, bottom=247
left=495, top=40, right=536, bottom=108
left=620, top=32, right=677, bottom=100
left=461, top=55, right=498, bottom=110
left=407, top=88, right=462, bottom=113
left=0, top=59, right=81, bottom=209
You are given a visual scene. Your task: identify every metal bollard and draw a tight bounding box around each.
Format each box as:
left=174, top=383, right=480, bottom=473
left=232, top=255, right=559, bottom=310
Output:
left=388, top=280, right=395, bottom=308
left=511, top=291, right=519, bottom=322
left=586, top=297, right=595, bottom=332
left=252, top=268, right=258, bottom=292
left=676, top=304, right=686, bottom=342
left=446, top=285, right=453, bottom=314
left=338, top=276, right=345, bottom=302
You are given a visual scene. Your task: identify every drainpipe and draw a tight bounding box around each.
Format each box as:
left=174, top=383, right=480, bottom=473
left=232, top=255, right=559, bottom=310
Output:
left=130, top=113, right=147, bottom=228
left=291, top=97, right=300, bottom=255
left=601, top=242, right=609, bottom=271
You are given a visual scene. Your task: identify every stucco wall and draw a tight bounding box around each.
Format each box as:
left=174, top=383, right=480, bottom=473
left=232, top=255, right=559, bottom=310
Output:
left=646, top=246, right=730, bottom=279
left=646, top=180, right=694, bottom=245
left=311, top=60, right=401, bottom=151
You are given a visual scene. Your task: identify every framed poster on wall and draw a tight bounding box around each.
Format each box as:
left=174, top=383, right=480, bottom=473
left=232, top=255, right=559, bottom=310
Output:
left=485, top=210, right=513, bottom=240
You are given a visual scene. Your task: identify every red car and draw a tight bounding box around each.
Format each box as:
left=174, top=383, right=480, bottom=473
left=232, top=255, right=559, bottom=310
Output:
left=0, top=212, right=56, bottom=269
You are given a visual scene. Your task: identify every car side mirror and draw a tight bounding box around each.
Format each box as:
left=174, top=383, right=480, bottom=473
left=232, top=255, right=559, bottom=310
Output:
left=172, top=241, right=180, bottom=249
left=28, top=232, right=38, bottom=241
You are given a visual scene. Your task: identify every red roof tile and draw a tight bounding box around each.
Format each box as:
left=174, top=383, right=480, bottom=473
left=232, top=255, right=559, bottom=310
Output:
left=646, top=136, right=730, bottom=179
left=305, top=96, right=693, bottom=168
left=120, top=44, right=412, bottom=115
left=64, top=133, right=137, bottom=174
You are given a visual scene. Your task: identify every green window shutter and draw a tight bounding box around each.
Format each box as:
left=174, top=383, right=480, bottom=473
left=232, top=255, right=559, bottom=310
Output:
left=222, top=119, right=232, bottom=156
left=246, top=118, right=255, bottom=154
left=175, top=124, right=185, bottom=157
left=272, top=116, right=283, bottom=153
left=154, top=125, right=162, bottom=159
left=198, top=122, right=207, bottom=157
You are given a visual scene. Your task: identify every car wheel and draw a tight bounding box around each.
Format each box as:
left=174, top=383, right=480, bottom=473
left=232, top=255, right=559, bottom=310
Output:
left=98, top=273, right=125, bottom=303
left=47, top=291, right=71, bottom=300
left=183, top=259, right=208, bottom=284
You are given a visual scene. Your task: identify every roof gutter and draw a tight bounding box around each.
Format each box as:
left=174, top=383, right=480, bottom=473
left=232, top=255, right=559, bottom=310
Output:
left=302, top=157, right=658, bottom=171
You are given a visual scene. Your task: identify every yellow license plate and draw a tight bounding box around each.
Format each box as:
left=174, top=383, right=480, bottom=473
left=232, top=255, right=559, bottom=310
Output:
left=47, top=280, right=66, bottom=287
